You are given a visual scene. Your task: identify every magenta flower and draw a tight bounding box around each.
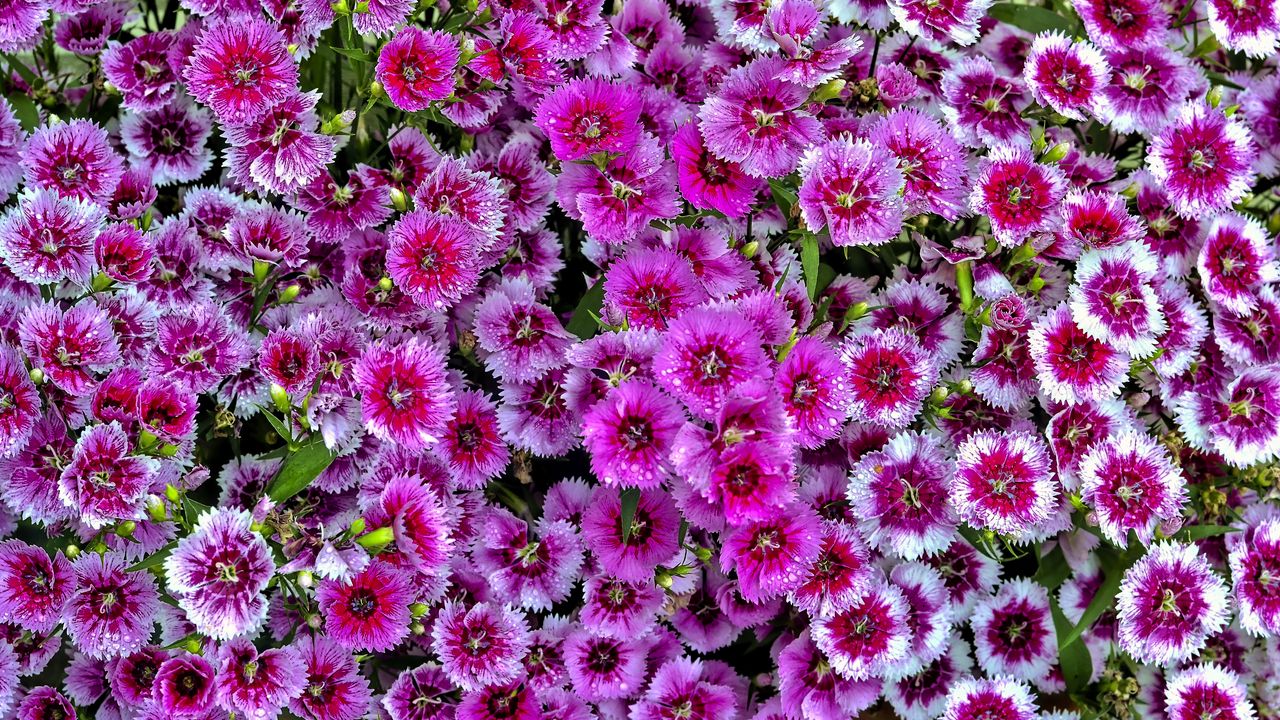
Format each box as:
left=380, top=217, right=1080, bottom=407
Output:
left=354, top=338, right=455, bottom=449
left=120, top=98, right=215, bottom=186
left=1165, top=665, right=1255, bottom=720
left=147, top=303, right=252, bottom=393
left=535, top=77, right=641, bottom=162
left=1229, top=516, right=1280, bottom=636
left=1076, top=0, right=1169, bottom=49
left=1058, top=189, right=1145, bottom=255
left=225, top=91, right=336, bottom=196
left=653, top=305, right=771, bottom=421
left=812, top=582, right=912, bottom=679
left=582, top=487, right=680, bottom=582
left=943, top=676, right=1039, bottom=720
left=1148, top=102, right=1257, bottom=218
left=1029, top=302, right=1129, bottom=406
left=58, top=422, right=154, bottom=528
left=21, top=120, right=123, bottom=205
left=1117, top=542, right=1230, bottom=665
left=1205, top=0, right=1280, bottom=56
left=582, top=380, right=684, bottom=489
left=1098, top=46, right=1202, bottom=135
left=474, top=278, right=573, bottom=383
left=0, top=0, right=48, bottom=52
left=155, top=653, right=216, bottom=717
left=971, top=578, right=1057, bottom=681
left=317, top=560, right=414, bottom=652
left=942, top=57, right=1030, bottom=149
left=888, top=0, right=991, bottom=45
left=0, top=188, right=106, bottom=286
left=603, top=246, right=707, bottom=330
left=776, top=337, right=852, bottom=448
left=797, top=138, right=905, bottom=247
left=164, top=508, right=274, bottom=640
left=1196, top=212, right=1278, bottom=315
left=431, top=601, right=530, bottom=691
left=1175, top=365, right=1280, bottom=467
left=0, top=541, right=73, bottom=633
left=562, top=628, right=647, bottom=702
left=437, top=389, right=509, bottom=489
left=953, top=429, right=1056, bottom=536
left=412, top=157, right=507, bottom=238
left=65, top=552, right=160, bottom=660
left=183, top=18, right=299, bottom=126
left=721, top=505, right=823, bottom=602
left=1069, top=242, right=1165, bottom=358
left=95, top=222, right=155, bottom=285
left=970, top=145, right=1067, bottom=247
left=102, top=31, right=178, bottom=112
left=848, top=431, right=958, bottom=559
left=868, top=108, right=969, bottom=221
left=376, top=27, right=460, bottom=112
left=632, top=657, right=739, bottom=720
left=789, top=520, right=874, bottom=617
left=0, top=346, right=39, bottom=459
left=581, top=575, right=665, bottom=637
left=382, top=665, right=455, bottom=720
left=385, top=210, right=482, bottom=311
left=1023, top=32, right=1110, bottom=120
left=215, top=639, right=306, bottom=720
left=698, top=58, right=823, bottom=178
left=14, top=686, right=75, bottom=720
left=671, top=122, right=762, bottom=219
left=841, top=328, right=937, bottom=429
left=1080, top=431, right=1186, bottom=547
left=555, top=133, right=680, bottom=245
left=288, top=634, right=374, bottom=720
left=473, top=508, right=584, bottom=611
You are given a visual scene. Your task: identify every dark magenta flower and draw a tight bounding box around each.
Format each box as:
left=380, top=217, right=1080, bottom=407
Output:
left=376, top=27, right=460, bottom=112
left=183, top=18, right=299, bottom=126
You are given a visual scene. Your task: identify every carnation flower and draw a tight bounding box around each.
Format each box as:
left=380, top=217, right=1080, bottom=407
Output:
left=671, top=122, right=762, bottom=219
left=632, top=657, right=739, bottom=720
left=1196, top=212, right=1278, bottom=315
left=888, top=0, right=990, bottom=45
left=1023, top=32, right=1110, bottom=121
left=147, top=303, right=252, bottom=393
left=101, top=31, right=178, bottom=112
left=1228, top=516, right=1280, bottom=636
left=413, top=157, right=506, bottom=240
left=582, top=380, right=684, bottom=489
left=382, top=665, right=454, bottom=720
left=1069, top=242, right=1165, bottom=358
left=943, top=676, right=1040, bottom=720
left=654, top=305, right=771, bottom=421
left=95, top=223, right=155, bottom=285
left=376, top=474, right=453, bottom=576
left=562, top=628, right=648, bottom=701
left=0, top=188, right=106, bottom=286
left=1175, top=365, right=1280, bottom=467
left=848, top=431, right=958, bottom=559
left=1148, top=102, right=1256, bottom=219
left=797, top=137, right=905, bottom=247
left=581, top=575, right=665, bottom=637
left=971, top=578, right=1057, bottom=682
left=776, top=629, right=881, bottom=719
left=698, top=58, right=823, bottom=178
left=317, top=560, right=414, bottom=652
left=582, top=487, right=680, bottom=582
left=1075, top=0, right=1170, bottom=49
left=164, top=508, right=274, bottom=640
left=812, top=582, right=912, bottom=680
left=385, top=210, right=482, bottom=311
left=775, top=337, right=852, bottom=448
left=841, top=328, right=937, bottom=429
left=0, top=0, right=48, bottom=52
left=535, top=77, right=641, bottom=162
left=473, top=509, right=584, bottom=611
left=720, top=504, right=823, bottom=602
left=14, top=686, right=75, bottom=720
left=353, top=338, right=455, bottom=449
left=376, top=27, right=460, bottom=112
left=868, top=108, right=969, bottom=221
left=1057, top=190, right=1145, bottom=256
left=215, top=638, right=306, bottom=720
left=288, top=634, right=374, bottom=720
left=59, top=422, right=154, bottom=529
left=183, top=18, right=299, bottom=126
left=885, top=636, right=975, bottom=720
left=120, top=99, right=215, bottom=186
left=155, top=653, right=217, bottom=717
left=555, top=133, right=680, bottom=246
left=1117, top=542, right=1231, bottom=665
left=1029, top=302, right=1130, bottom=406
left=1098, top=46, right=1202, bottom=135
left=21, top=119, right=123, bottom=205
left=1205, top=0, right=1280, bottom=56
left=952, top=429, right=1056, bottom=536
left=0, top=541, right=73, bottom=633
left=970, top=145, right=1067, bottom=247
left=65, top=552, right=160, bottom=660
left=889, top=562, right=954, bottom=679
left=1080, top=431, right=1185, bottom=547
left=604, top=246, right=707, bottom=330
left=431, top=601, right=530, bottom=691
left=436, top=389, right=508, bottom=489
left=224, top=91, right=336, bottom=196
left=0, top=346, right=39, bottom=459
left=942, top=57, right=1030, bottom=149
left=1165, top=665, right=1256, bottom=720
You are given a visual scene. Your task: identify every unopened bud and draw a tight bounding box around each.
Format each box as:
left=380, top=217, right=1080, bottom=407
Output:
left=183, top=638, right=203, bottom=654
left=410, top=602, right=429, bottom=618
left=411, top=621, right=427, bottom=635
left=307, top=614, right=323, bottom=629
left=330, top=0, right=350, bottom=12
left=147, top=495, right=168, bottom=522
left=115, top=521, right=137, bottom=539
left=158, top=443, right=179, bottom=458
left=349, top=517, right=367, bottom=535
left=1041, top=142, right=1071, bottom=164
left=165, top=484, right=181, bottom=503
left=278, top=284, right=301, bottom=303
left=847, top=301, right=871, bottom=321
left=809, top=78, right=846, bottom=104
left=297, top=571, right=314, bottom=589
left=390, top=187, right=409, bottom=212
left=1207, top=85, right=1224, bottom=108
left=378, top=276, right=394, bottom=292
left=64, top=544, right=81, bottom=560
left=355, top=526, right=395, bottom=552
left=655, top=569, right=674, bottom=589
left=270, top=384, right=291, bottom=412
left=740, top=240, right=759, bottom=258
left=354, top=0, right=370, bottom=11
left=28, top=368, right=44, bottom=385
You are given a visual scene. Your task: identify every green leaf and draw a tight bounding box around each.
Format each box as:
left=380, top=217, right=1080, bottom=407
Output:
left=987, top=3, right=1077, bottom=33
left=5, top=94, right=39, bottom=133
left=1052, top=597, right=1093, bottom=694
left=567, top=277, right=605, bottom=340
left=127, top=541, right=178, bottom=573
left=1176, top=524, right=1238, bottom=541
left=183, top=496, right=212, bottom=528
left=619, top=487, right=641, bottom=544
left=801, top=234, right=819, bottom=301
left=261, top=410, right=294, bottom=445
left=769, top=178, right=797, bottom=217
left=1190, top=34, right=1219, bottom=57
left=330, top=44, right=373, bottom=62
left=1034, top=545, right=1072, bottom=592
left=266, top=435, right=338, bottom=502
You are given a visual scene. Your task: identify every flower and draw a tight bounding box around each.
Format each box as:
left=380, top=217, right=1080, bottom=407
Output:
left=0, top=188, right=106, bottom=286
left=562, top=628, right=648, bottom=701
left=431, top=601, right=530, bottom=691
left=848, top=431, right=958, bottom=559
left=797, top=137, right=905, bottom=247
left=215, top=638, right=306, bottom=720
left=183, top=18, right=299, bottom=126
left=288, top=634, right=374, bottom=720
left=101, top=31, right=178, bottom=111
left=382, top=665, right=454, bottom=720
left=65, top=552, right=160, bottom=660
left=789, top=520, right=874, bottom=617
left=943, top=676, right=1040, bottom=720
left=354, top=338, right=456, bottom=449
left=535, top=77, right=642, bottom=162
left=698, top=58, right=823, bottom=178
left=971, top=579, right=1057, bottom=682
left=1080, top=431, right=1186, bottom=547
left=970, top=145, right=1067, bottom=247
left=603, top=246, right=707, bottom=330
left=1075, top=0, right=1169, bottom=49
left=888, top=0, right=991, bottom=45
left=1148, top=102, right=1257, bottom=218
left=582, top=380, right=684, bottom=489
left=224, top=91, right=336, bottom=196
left=582, top=487, right=681, bottom=582
left=671, top=122, right=762, bottom=219
left=1117, top=542, right=1231, bottom=665
left=472, top=508, right=584, bottom=611
left=631, top=658, right=739, bottom=720
left=841, top=328, right=938, bottom=429
left=776, top=337, right=852, bottom=448
left=14, top=686, right=76, bottom=720
left=58, top=422, right=155, bottom=529
left=1196, top=212, right=1278, bottom=315
left=1024, top=32, right=1110, bottom=120
left=317, top=560, right=414, bottom=652
left=720, top=504, right=823, bottom=602
left=385, top=210, right=483, bottom=311
left=1205, top=0, right=1280, bottom=57
left=1068, top=242, right=1165, bottom=358
left=0, top=541, right=73, bottom=633
left=1029, top=302, right=1129, bottom=406
left=376, top=27, right=460, bottom=111
left=0, top=346, right=39, bottom=459
left=653, top=305, right=771, bottom=421
left=1098, top=46, right=1202, bottom=135
left=1228, top=516, right=1280, bottom=636
left=942, top=57, right=1030, bottom=149
left=952, top=429, right=1056, bottom=536
left=119, top=99, right=215, bottom=186
left=21, top=120, right=123, bottom=204
left=868, top=108, right=969, bottom=221
left=164, top=508, right=274, bottom=640
left=1164, top=665, right=1257, bottom=720
left=1175, top=365, right=1280, bottom=467
left=812, top=582, right=913, bottom=680
left=155, top=653, right=217, bottom=717
left=95, top=222, right=155, bottom=285
left=436, top=390, right=509, bottom=489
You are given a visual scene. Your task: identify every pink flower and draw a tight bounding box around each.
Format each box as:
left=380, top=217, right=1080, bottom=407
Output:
left=952, top=429, right=1057, bottom=536
left=535, top=77, right=642, bottom=162
left=671, top=122, right=763, bottom=219
left=798, top=138, right=905, bottom=247
left=698, top=58, right=823, bottom=178
left=431, top=601, right=530, bottom=691
left=183, top=18, right=299, bottom=126
left=970, top=145, right=1067, bottom=247
left=812, top=582, right=913, bottom=679
left=888, top=0, right=991, bottom=45
left=841, top=328, right=937, bottom=429
left=317, top=560, right=414, bottom=653
left=21, top=119, right=123, bottom=205
left=18, top=301, right=120, bottom=396
left=848, top=431, right=958, bottom=559
left=163, top=508, right=274, bottom=640
left=1148, top=102, right=1257, bottom=218
left=353, top=338, right=456, bottom=450
left=376, top=27, right=460, bottom=111
left=1023, top=32, right=1111, bottom=120
left=385, top=210, right=483, bottom=311
left=1117, top=542, right=1230, bottom=665
left=1080, top=431, right=1186, bottom=547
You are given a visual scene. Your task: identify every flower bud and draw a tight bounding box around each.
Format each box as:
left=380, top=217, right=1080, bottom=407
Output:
left=1041, top=142, right=1071, bottom=164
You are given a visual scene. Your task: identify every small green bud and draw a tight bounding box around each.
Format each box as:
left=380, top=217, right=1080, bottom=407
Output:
left=165, top=484, right=181, bottom=503
left=270, top=384, right=291, bottom=413
left=278, top=284, right=301, bottom=303
left=252, top=259, right=271, bottom=284
left=847, top=301, right=871, bottom=321
left=28, top=368, right=44, bottom=385
left=410, top=602, right=430, bottom=618
left=183, top=638, right=203, bottom=654
left=740, top=240, right=759, bottom=258
left=808, top=78, right=846, bottom=104
left=158, top=443, right=179, bottom=458
left=115, top=521, right=137, bottom=539
left=297, top=571, right=314, bottom=589
left=147, top=495, right=168, bottom=523
left=390, top=187, right=409, bottom=212
left=1207, top=85, right=1224, bottom=108
left=349, top=517, right=367, bottom=535
left=378, top=276, right=394, bottom=292
left=64, top=544, right=81, bottom=560
left=655, top=569, right=674, bottom=589
left=411, top=621, right=427, bottom=635
left=355, top=526, right=395, bottom=552
left=1041, top=142, right=1071, bottom=164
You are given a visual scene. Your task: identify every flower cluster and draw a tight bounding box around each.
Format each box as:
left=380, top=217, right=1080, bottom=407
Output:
left=0, top=0, right=1277, bottom=718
